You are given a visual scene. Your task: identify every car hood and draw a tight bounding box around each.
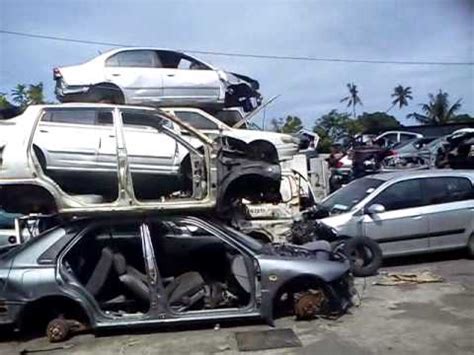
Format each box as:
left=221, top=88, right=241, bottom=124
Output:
left=223, top=129, right=296, bottom=146
left=319, top=213, right=355, bottom=232
left=225, top=72, right=260, bottom=90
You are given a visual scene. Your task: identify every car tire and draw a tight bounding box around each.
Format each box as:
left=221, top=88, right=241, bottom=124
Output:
left=342, top=237, right=382, bottom=277
left=467, top=233, right=474, bottom=259
left=46, top=318, right=70, bottom=343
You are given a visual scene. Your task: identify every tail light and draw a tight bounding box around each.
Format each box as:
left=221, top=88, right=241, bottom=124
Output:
left=335, top=160, right=344, bottom=168
left=385, top=149, right=396, bottom=157
left=53, top=68, right=62, bottom=80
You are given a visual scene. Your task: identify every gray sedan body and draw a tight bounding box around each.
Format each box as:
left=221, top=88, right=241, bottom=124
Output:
left=0, top=216, right=352, bottom=334
left=318, top=170, right=474, bottom=257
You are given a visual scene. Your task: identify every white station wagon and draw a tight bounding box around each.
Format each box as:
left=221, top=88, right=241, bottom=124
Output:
left=54, top=48, right=262, bottom=112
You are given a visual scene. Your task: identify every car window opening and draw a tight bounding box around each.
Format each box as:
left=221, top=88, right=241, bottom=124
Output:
left=149, top=220, right=252, bottom=312
left=63, top=224, right=150, bottom=316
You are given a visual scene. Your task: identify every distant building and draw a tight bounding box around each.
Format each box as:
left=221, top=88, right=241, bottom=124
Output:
left=398, top=122, right=474, bottom=137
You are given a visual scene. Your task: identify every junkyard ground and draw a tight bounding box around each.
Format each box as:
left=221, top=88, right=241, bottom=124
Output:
left=1, top=252, right=473, bottom=355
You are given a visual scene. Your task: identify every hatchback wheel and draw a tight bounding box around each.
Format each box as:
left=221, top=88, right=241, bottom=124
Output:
left=468, top=234, right=474, bottom=259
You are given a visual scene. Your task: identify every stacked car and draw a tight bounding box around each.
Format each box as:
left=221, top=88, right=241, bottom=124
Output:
left=0, top=49, right=354, bottom=342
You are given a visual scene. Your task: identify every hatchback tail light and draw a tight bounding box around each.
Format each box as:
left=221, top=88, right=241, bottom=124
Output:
left=385, top=149, right=396, bottom=157
left=335, top=160, right=344, bottom=168
left=53, top=68, right=62, bottom=80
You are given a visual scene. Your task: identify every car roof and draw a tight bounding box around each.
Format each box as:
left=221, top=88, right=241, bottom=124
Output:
left=27, top=103, right=158, bottom=111
left=369, top=169, right=474, bottom=182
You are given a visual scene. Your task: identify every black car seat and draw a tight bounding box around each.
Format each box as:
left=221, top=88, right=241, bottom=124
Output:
left=113, top=252, right=206, bottom=310
left=165, top=272, right=206, bottom=307
left=85, top=247, right=114, bottom=296
left=113, top=252, right=150, bottom=304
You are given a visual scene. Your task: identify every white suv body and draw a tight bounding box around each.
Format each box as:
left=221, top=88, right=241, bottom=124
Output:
left=55, top=48, right=261, bottom=112
left=0, top=104, right=282, bottom=215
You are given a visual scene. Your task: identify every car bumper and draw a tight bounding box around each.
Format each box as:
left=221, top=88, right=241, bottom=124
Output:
left=55, top=80, right=90, bottom=102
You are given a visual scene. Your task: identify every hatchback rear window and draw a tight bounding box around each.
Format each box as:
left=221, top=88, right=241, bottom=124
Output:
left=424, top=177, right=473, bottom=204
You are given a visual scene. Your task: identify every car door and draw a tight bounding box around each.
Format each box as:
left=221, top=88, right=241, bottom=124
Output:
left=103, top=50, right=164, bottom=103
left=361, top=179, right=429, bottom=256
left=35, top=108, right=102, bottom=171
left=97, top=109, right=179, bottom=176
left=157, top=51, right=221, bottom=102
left=422, top=177, right=474, bottom=250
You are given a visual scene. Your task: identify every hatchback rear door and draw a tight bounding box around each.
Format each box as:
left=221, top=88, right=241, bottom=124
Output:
left=422, top=177, right=474, bottom=251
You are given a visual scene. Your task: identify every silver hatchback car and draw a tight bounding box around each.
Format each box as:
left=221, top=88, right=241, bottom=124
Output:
left=318, top=170, right=474, bottom=257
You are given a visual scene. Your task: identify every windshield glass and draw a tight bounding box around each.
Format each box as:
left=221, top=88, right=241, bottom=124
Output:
left=320, top=177, right=384, bottom=213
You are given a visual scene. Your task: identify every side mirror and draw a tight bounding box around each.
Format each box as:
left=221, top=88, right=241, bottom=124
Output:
left=367, top=204, right=385, bottom=215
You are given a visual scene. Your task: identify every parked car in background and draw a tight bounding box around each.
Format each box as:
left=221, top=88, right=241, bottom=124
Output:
left=383, top=137, right=436, bottom=169
left=373, top=131, right=423, bottom=148
left=316, top=170, right=474, bottom=258
left=0, top=104, right=281, bottom=216
left=0, top=215, right=353, bottom=342
left=164, top=107, right=300, bottom=162
left=54, top=48, right=262, bottom=112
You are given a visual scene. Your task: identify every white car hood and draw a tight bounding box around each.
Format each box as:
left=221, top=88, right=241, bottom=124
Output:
left=223, top=129, right=291, bottom=146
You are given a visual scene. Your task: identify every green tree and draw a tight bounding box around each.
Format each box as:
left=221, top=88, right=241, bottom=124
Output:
left=27, top=82, right=45, bottom=105
left=271, top=115, right=303, bottom=133
left=408, top=90, right=462, bottom=125
left=340, top=83, right=363, bottom=118
left=0, top=92, right=12, bottom=109
left=11, top=84, right=28, bottom=108
left=313, top=110, right=355, bottom=152
left=387, top=85, right=413, bottom=112
left=357, top=112, right=401, bottom=134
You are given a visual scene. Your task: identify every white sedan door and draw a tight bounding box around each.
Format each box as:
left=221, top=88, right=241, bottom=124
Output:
left=158, top=51, right=221, bottom=103
left=103, top=50, right=164, bottom=104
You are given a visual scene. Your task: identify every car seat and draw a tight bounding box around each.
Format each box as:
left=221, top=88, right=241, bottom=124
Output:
left=112, top=252, right=206, bottom=311
left=85, top=247, right=114, bottom=296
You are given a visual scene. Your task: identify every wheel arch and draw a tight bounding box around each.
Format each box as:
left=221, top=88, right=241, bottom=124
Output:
left=0, top=184, right=58, bottom=214
left=18, top=294, right=91, bottom=331
left=88, top=82, right=125, bottom=103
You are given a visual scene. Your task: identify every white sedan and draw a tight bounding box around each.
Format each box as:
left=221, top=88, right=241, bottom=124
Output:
left=54, top=48, right=262, bottom=112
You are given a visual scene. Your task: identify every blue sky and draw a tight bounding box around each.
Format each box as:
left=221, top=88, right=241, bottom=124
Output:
left=0, top=0, right=472, bottom=128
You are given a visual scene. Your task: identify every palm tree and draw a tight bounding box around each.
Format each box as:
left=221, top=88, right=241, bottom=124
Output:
left=387, top=85, right=413, bottom=112
left=340, top=83, right=362, bottom=118
left=408, top=90, right=462, bottom=125
left=27, top=83, right=45, bottom=105
left=11, top=84, right=28, bottom=108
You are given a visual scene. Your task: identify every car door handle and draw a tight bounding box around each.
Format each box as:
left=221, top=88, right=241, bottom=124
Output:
left=111, top=73, right=121, bottom=77
left=109, top=134, right=115, bottom=138
left=39, top=129, right=49, bottom=133
left=411, top=215, right=423, bottom=220
left=167, top=74, right=175, bottom=77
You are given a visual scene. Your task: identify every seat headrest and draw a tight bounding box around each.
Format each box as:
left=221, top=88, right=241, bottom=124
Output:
left=113, top=252, right=127, bottom=275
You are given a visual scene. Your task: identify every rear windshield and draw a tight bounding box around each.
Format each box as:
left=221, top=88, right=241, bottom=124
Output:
left=320, top=177, right=384, bottom=213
